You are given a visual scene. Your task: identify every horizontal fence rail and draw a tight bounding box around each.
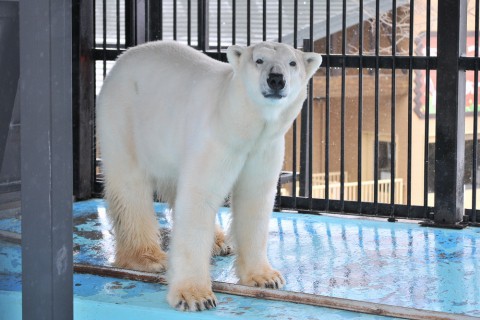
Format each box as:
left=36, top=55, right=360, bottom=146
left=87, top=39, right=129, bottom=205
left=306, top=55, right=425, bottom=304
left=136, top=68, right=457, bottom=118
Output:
left=85, top=0, right=480, bottom=226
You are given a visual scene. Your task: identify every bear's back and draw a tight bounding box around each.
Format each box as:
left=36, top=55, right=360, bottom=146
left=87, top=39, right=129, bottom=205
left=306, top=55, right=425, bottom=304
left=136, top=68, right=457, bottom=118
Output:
left=116, top=41, right=230, bottom=75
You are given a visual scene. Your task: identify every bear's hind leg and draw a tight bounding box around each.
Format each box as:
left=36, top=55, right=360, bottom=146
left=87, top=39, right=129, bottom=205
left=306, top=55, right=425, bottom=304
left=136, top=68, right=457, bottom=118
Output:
left=105, top=170, right=167, bottom=273
left=212, top=224, right=232, bottom=256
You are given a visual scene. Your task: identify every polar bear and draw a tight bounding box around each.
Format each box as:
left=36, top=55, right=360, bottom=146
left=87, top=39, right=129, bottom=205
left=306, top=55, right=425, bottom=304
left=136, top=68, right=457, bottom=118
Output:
left=96, top=40, right=322, bottom=311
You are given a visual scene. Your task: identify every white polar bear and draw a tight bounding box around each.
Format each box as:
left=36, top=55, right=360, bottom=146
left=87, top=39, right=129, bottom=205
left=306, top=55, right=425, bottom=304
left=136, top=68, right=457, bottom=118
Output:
left=96, top=40, right=321, bottom=311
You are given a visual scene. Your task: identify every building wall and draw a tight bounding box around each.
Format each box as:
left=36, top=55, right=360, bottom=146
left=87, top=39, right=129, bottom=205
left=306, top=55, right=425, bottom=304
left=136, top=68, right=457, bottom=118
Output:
left=283, top=0, right=480, bottom=208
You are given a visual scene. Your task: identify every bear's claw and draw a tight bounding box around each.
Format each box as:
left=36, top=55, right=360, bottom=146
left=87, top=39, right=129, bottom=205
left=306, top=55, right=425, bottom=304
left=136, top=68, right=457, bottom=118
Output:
left=239, top=268, right=286, bottom=290
left=173, top=297, right=217, bottom=312
left=168, top=284, right=218, bottom=312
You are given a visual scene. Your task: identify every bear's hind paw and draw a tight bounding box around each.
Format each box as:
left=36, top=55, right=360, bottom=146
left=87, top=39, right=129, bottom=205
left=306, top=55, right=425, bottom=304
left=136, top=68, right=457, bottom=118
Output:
left=115, top=246, right=168, bottom=273
left=212, top=226, right=233, bottom=256
left=238, top=267, right=285, bottom=289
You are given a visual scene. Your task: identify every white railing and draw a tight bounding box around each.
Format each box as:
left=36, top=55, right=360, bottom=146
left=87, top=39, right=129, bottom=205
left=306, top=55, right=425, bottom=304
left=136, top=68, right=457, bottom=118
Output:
left=314, top=178, right=404, bottom=203
left=281, top=172, right=345, bottom=196
left=281, top=173, right=404, bottom=204
left=311, top=172, right=346, bottom=185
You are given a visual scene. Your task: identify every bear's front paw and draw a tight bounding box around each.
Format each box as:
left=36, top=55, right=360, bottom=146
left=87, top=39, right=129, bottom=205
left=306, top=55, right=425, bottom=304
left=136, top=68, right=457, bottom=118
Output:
left=238, top=267, right=285, bottom=289
left=167, top=283, right=217, bottom=311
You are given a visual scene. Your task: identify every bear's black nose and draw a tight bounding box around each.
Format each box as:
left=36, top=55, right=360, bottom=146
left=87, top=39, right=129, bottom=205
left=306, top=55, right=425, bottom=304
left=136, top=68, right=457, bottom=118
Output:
left=267, top=73, right=286, bottom=91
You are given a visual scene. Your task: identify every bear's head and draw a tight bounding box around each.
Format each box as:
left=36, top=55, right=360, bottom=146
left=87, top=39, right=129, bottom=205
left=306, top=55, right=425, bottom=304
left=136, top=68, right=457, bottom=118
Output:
left=227, top=42, right=322, bottom=108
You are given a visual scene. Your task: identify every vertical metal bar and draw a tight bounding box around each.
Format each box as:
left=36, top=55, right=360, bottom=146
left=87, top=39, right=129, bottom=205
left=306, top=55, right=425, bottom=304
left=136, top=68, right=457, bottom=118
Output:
left=472, top=0, right=479, bottom=222
left=102, top=0, right=107, bottom=77
left=116, top=0, right=120, bottom=50
left=159, top=0, right=163, bottom=40
left=292, top=120, right=298, bottom=204
left=93, top=0, right=96, bottom=48
left=298, top=1, right=314, bottom=202
left=198, top=0, right=208, bottom=51
left=0, top=3, right=19, bottom=191
left=374, top=0, right=380, bottom=212
left=73, top=0, right=95, bottom=200
left=424, top=0, right=431, bottom=217
left=434, top=0, right=467, bottom=226
left=278, top=0, right=282, bottom=43
left=132, top=0, right=144, bottom=45
left=188, top=0, right=191, bottom=45
left=174, top=0, right=177, bottom=40
left=232, top=0, right=236, bottom=45
left=149, top=0, right=162, bottom=41
left=136, top=0, right=146, bottom=44
left=143, top=0, right=148, bottom=41
left=300, top=98, right=309, bottom=198
left=308, top=0, right=314, bottom=205
left=92, top=0, right=98, bottom=192
left=357, top=0, right=364, bottom=210
left=198, top=0, right=204, bottom=49
left=291, top=0, right=298, bottom=204
left=407, top=0, right=414, bottom=217
left=20, top=0, right=73, bottom=318
left=293, top=0, right=297, bottom=48
left=325, top=0, right=331, bottom=208
left=263, top=0, right=266, bottom=42
left=389, top=0, right=397, bottom=219
left=308, top=81, right=313, bottom=203
left=217, top=0, right=221, bottom=58
left=125, top=0, right=136, bottom=46
left=340, top=0, right=346, bottom=208
left=247, top=0, right=251, bottom=46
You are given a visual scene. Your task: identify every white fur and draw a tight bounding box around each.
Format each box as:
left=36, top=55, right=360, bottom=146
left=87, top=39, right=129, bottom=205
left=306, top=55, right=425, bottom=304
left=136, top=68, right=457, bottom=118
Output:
left=96, top=40, right=322, bottom=311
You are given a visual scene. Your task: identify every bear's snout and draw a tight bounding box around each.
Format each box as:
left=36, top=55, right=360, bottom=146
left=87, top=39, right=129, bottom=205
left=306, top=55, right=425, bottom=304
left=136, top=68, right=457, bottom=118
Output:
left=267, top=73, right=286, bottom=91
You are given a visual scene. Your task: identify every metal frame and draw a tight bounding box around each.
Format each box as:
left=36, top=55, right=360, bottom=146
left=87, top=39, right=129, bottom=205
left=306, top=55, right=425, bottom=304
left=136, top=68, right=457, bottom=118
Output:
left=20, top=0, right=73, bottom=319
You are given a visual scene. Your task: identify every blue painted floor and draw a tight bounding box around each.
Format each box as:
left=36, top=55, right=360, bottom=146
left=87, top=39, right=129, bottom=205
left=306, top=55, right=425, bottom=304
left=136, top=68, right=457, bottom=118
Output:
left=1, top=199, right=479, bottom=319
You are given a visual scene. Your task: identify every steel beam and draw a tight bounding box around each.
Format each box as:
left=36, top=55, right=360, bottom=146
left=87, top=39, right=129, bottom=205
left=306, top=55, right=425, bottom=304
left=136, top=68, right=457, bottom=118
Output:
left=434, top=0, right=468, bottom=226
left=20, top=0, right=73, bottom=319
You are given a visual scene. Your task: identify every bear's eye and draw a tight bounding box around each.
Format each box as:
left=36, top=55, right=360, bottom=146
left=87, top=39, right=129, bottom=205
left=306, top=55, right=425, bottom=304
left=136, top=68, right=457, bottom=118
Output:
left=289, top=61, right=297, bottom=67
left=256, top=59, right=264, bottom=65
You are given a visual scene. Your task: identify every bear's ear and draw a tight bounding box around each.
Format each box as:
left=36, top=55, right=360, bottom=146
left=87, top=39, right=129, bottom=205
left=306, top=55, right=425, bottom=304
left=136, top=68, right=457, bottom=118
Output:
left=227, top=45, right=246, bottom=71
left=302, top=52, right=323, bottom=79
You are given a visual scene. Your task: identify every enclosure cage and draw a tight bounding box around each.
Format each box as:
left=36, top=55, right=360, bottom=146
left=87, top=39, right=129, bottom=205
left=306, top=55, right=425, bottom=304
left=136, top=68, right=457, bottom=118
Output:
left=73, top=0, right=480, bottom=225
left=1, top=0, right=480, bottom=319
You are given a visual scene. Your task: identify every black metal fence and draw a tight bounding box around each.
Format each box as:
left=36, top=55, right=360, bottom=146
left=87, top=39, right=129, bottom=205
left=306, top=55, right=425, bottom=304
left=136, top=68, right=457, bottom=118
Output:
left=77, top=0, right=480, bottom=227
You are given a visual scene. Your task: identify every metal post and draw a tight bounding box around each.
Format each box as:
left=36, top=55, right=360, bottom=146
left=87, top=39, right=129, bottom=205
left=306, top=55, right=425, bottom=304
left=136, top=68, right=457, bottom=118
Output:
left=73, top=0, right=94, bottom=200
left=434, top=0, right=467, bottom=226
left=20, top=0, right=73, bottom=319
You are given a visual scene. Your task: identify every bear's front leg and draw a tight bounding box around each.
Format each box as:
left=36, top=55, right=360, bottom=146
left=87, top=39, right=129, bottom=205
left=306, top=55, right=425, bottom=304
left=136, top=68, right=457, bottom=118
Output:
left=167, top=150, right=245, bottom=311
left=167, top=195, right=218, bottom=311
left=231, top=140, right=286, bottom=289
